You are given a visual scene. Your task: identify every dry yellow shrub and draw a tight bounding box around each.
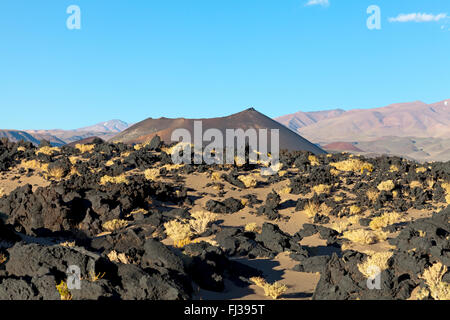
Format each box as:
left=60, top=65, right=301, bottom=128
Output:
left=17, top=146, right=26, bottom=152
left=21, top=159, right=49, bottom=172
left=330, top=159, right=373, bottom=173
left=245, top=223, right=262, bottom=234
left=238, top=175, right=257, bottom=188
left=75, top=144, right=95, bottom=154
left=366, top=189, right=379, bottom=203
left=312, top=184, right=331, bottom=194
left=278, top=186, right=292, bottom=195
left=442, top=182, right=450, bottom=204
left=419, top=262, right=450, bottom=300
left=349, top=205, right=362, bottom=215
left=36, top=146, right=59, bottom=156
left=107, top=250, right=129, bottom=264
left=331, top=221, right=351, bottom=233
left=102, top=219, right=129, bottom=232
left=330, top=168, right=340, bottom=176
left=303, top=201, right=320, bottom=218
left=389, top=165, right=399, bottom=172
left=164, top=220, right=193, bottom=244
left=56, top=281, right=72, bottom=301
left=377, top=180, right=395, bottom=192
left=47, top=167, right=65, bottom=180
left=100, top=174, right=129, bottom=185
left=348, top=215, right=361, bottom=225
left=59, top=241, right=75, bottom=248
left=369, top=212, right=403, bottom=230
left=342, top=229, right=378, bottom=245
left=0, top=187, right=5, bottom=198
left=144, top=168, right=159, bottom=180
left=250, top=277, right=288, bottom=300
left=210, top=171, right=222, bottom=181
left=416, top=167, right=427, bottom=173
left=189, top=211, right=217, bottom=235
left=409, top=181, right=422, bottom=189
left=308, top=155, right=319, bottom=166
left=69, top=166, right=81, bottom=177
left=278, top=170, right=288, bottom=177
left=358, top=251, right=393, bottom=278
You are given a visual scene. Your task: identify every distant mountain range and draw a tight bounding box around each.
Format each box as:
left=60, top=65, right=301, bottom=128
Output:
left=0, top=120, right=131, bottom=146
left=2, top=98, right=450, bottom=162
left=276, top=99, right=450, bottom=142
left=275, top=99, right=450, bottom=162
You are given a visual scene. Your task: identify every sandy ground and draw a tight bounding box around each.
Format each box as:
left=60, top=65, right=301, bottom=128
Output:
left=0, top=167, right=49, bottom=195
left=0, top=166, right=442, bottom=301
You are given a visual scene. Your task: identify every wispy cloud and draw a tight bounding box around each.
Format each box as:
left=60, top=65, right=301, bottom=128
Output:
left=305, top=0, right=329, bottom=7
left=389, top=13, right=448, bottom=23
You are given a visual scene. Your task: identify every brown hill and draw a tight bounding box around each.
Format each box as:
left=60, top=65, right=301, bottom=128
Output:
left=0, top=130, right=41, bottom=145
left=322, top=142, right=363, bottom=152
left=276, top=99, right=450, bottom=143
left=111, top=108, right=326, bottom=154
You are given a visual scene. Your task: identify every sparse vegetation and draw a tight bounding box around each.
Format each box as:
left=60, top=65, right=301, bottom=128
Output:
left=308, top=155, right=319, bottom=166
left=189, top=211, right=217, bottom=235
left=86, top=270, right=106, bottom=282
left=342, top=229, right=378, bottom=245
left=330, top=159, right=373, bottom=173
left=56, top=281, right=72, bottom=301
left=107, top=250, right=129, bottom=264
left=409, top=181, right=422, bottom=189
left=102, top=219, right=129, bottom=232
left=389, top=165, right=399, bottom=172
left=303, top=200, right=320, bottom=218
left=238, top=175, right=257, bottom=188
left=312, top=184, right=331, bottom=194
left=416, top=167, right=427, bottom=174
left=35, top=146, right=59, bottom=156
left=21, top=159, right=49, bottom=172
left=419, top=262, right=450, bottom=300
left=369, top=212, right=403, bottom=230
left=250, top=277, right=288, bottom=300
left=46, top=166, right=65, bottom=180
left=144, top=168, right=160, bottom=180
left=331, top=220, right=351, bottom=233
left=164, top=220, right=193, bottom=245
left=377, top=180, right=395, bottom=192
left=349, top=205, right=362, bottom=215
left=75, top=144, right=95, bottom=154
left=245, top=222, right=262, bottom=234
left=100, top=174, right=129, bottom=185
left=442, top=182, right=450, bottom=204
left=358, top=251, right=393, bottom=278
left=366, top=188, right=379, bottom=202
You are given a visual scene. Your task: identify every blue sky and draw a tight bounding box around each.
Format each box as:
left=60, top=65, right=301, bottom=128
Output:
left=0, top=0, right=449, bottom=130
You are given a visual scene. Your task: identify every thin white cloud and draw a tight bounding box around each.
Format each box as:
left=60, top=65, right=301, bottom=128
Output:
left=305, top=0, right=329, bottom=7
left=389, top=13, right=448, bottom=23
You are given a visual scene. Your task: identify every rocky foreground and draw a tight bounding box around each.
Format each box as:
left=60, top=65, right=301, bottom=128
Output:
left=0, top=137, right=449, bottom=300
